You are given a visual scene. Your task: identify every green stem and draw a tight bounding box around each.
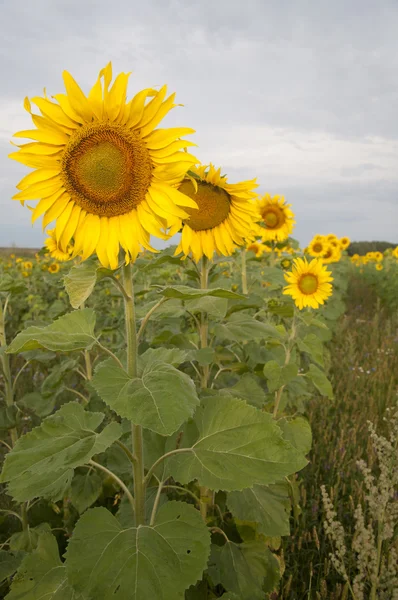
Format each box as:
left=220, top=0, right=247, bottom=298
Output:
left=241, top=248, right=248, bottom=294
left=137, top=297, right=168, bottom=342
left=89, top=460, right=135, bottom=514
left=123, top=263, right=145, bottom=526
left=84, top=350, right=92, bottom=380
left=273, top=311, right=297, bottom=418
left=0, top=296, right=17, bottom=446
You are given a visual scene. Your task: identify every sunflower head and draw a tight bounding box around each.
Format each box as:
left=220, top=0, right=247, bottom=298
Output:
left=308, top=237, right=327, bottom=258
left=281, top=258, right=292, bottom=270
left=340, top=236, right=350, bottom=250
left=393, top=246, right=398, bottom=259
left=45, top=229, right=73, bottom=262
left=257, top=194, right=295, bottom=242
left=10, top=63, right=199, bottom=269
left=23, top=261, right=33, bottom=270
left=48, top=263, right=60, bottom=274
left=321, top=244, right=341, bottom=264
left=175, top=164, right=259, bottom=262
left=283, top=257, right=333, bottom=309
left=375, top=263, right=383, bottom=271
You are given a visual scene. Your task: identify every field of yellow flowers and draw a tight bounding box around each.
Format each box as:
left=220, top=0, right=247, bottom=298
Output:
left=0, top=63, right=397, bottom=600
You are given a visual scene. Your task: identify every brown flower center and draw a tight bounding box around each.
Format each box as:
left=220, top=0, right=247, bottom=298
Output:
left=179, top=179, right=231, bottom=231
left=262, top=206, right=285, bottom=229
left=61, top=124, right=153, bottom=217
left=313, top=243, right=323, bottom=253
left=298, top=273, right=318, bottom=294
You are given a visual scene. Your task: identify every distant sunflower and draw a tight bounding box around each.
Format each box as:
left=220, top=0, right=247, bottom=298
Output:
left=321, top=244, right=341, bottom=264
left=393, top=246, right=398, bottom=259
left=340, top=236, right=350, bottom=250
left=10, top=63, right=198, bottom=269
left=375, top=263, right=383, bottom=271
left=257, top=194, right=295, bottom=242
left=175, top=164, right=259, bottom=262
left=308, top=237, right=327, bottom=258
left=48, top=263, right=60, bottom=274
left=23, top=261, right=33, bottom=270
left=283, top=257, right=333, bottom=309
left=326, top=234, right=338, bottom=242
left=247, top=241, right=270, bottom=258
left=45, top=228, right=73, bottom=262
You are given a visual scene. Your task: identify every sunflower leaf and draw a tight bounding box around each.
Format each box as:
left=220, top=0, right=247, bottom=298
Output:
left=64, top=259, right=110, bottom=309
left=65, top=502, right=211, bottom=600
left=156, top=285, right=245, bottom=300
left=92, top=358, right=199, bottom=436
left=0, top=402, right=122, bottom=502
left=6, top=530, right=80, bottom=600
left=215, top=317, right=285, bottom=343
left=6, top=309, right=97, bottom=353
left=166, top=397, right=307, bottom=491
left=305, top=364, right=334, bottom=399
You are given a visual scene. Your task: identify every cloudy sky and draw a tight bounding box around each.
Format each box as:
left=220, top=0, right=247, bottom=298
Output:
left=1, top=0, right=397, bottom=248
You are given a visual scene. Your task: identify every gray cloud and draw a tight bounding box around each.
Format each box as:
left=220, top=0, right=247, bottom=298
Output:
left=0, top=0, right=397, bottom=248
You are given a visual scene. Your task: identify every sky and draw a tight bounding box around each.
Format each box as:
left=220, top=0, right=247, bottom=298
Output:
left=0, top=0, right=397, bottom=248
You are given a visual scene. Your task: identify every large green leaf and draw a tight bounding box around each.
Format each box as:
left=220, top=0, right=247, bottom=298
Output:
left=0, top=274, right=25, bottom=294
left=92, top=359, right=199, bottom=435
left=70, top=471, right=103, bottom=514
left=157, top=285, right=244, bottom=300
left=220, top=374, right=266, bottom=408
left=138, top=347, right=188, bottom=370
left=263, top=361, right=298, bottom=393
left=185, top=295, right=228, bottom=319
left=6, top=531, right=80, bottom=600
left=166, top=397, right=307, bottom=491
left=305, top=364, right=334, bottom=398
left=296, top=333, right=324, bottom=366
left=228, top=482, right=291, bottom=537
left=208, top=539, right=280, bottom=599
left=215, top=316, right=285, bottom=343
left=278, top=416, right=312, bottom=455
left=7, top=309, right=97, bottom=354
left=0, top=551, right=24, bottom=584
left=65, top=502, right=211, bottom=600
left=64, top=260, right=110, bottom=309
left=0, top=402, right=122, bottom=502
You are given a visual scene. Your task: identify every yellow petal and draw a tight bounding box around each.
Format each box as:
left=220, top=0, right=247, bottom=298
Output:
left=150, top=140, right=197, bottom=158
left=42, top=194, right=71, bottom=229
left=13, top=128, right=67, bottom=145
left=144, top=127, right=195, bottom=149
left=106, top=218, right=120, bottom=270
left=31, top=97, right=80, bottom=130
left=63, top=71, right=94, bottom=122
left=60, top=204, right=81, bottom=250
left=9, top=152, right=60, bottom=169
left=53, top=94, right=84, bottom=124
left=55, top=200, right=74, bottom=242
left=139, top=85, right=168, bottom=127
left=88, top=76, right=104, bottom=120
left=96, top=218, right=110, bottom=268
left=105, top=72, right=130, bottom=122
left=13, top=177, right=63, bottom=201
left=140, top=93, right=177, bottom=137
left=13, top=142, right=63, bottom=155
left=31, top=189, right=65, bottom=223
left=17, top=168, right=60, bottom=191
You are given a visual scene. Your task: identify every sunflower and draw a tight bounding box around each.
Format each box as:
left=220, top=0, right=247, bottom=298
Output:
left=340, top=236, right=350, bottom=250
left=281, top=257, right=292, bottom=270
left=23, top=261, right=33, bottom=270
left=375, top=263, right=383, bottom=271
left=283, top=257, right=333, bottom=309
left=48, top=263, right=60, bottom=274
left=308, top=237, right=327, bottom=258
left=257, top=194, right=295, bottom=242
left=174, top=164, right=259, bottom=262
left=10, top=63, right=199, bottom=269
left=247, top=241, right=270, bottom=257
left=326, top=234, right=338, bottom=242
left=321, top=244, right=341, bottom=264
left=45, top=228, right=73, bottom=262
left=393, top=246, right=398, bottom=259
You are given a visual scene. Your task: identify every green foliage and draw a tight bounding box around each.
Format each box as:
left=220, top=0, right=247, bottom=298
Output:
left=65, top=502, right=211, bottom=599
left=0, top=402, right=122, bottom=501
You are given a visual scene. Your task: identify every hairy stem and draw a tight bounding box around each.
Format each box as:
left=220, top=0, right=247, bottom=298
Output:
left=123, top=263, right=145, bottom=526
left=0, top=296, right=17, bottom=446
left=273, top=311, right=297, bottom=418
left=241, top=248, right=248, bottom=294
left=89, top=460, right=135, bottom=514
left=137, top=297, right=168, bottom=342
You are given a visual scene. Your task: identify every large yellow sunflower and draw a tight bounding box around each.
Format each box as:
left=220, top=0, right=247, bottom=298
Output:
left=174, top=164, right=259, bottom=262
left=257, top=194, right=295, bottom=242
left=308, top=236, right=327, bottom=258
left=283, top=257, right=333, bottom=309
left=10, top=63, right=198, bottom=269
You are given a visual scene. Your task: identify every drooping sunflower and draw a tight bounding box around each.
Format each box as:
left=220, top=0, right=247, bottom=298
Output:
left=321, top=244, right=341, bottom=264
left=340, top=236, right=350, bottom=250
left=174, top=164, right=259, bottom=262
left=283, top=257, right=333, bottom=309
left=308, top=237, right=327, bottom=258
left=257, top=194, right=295, bottom=242
left=45, top=229, right=73, bottom=262
left=10, top=63, right=199, bottom=269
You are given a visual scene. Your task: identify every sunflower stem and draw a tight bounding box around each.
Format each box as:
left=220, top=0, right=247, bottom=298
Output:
left=123, top=263, right=145, bottom=526
left=0, top=295, right=17, bottom=446
left=273, top=310, right=297, bottom=418
left=199, top=256, right=212, bottom=520
left=241, top=248, right=248, bottom=294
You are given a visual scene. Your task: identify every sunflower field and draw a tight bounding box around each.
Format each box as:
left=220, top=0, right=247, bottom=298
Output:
left=0, top=64, right=397, bottom=600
